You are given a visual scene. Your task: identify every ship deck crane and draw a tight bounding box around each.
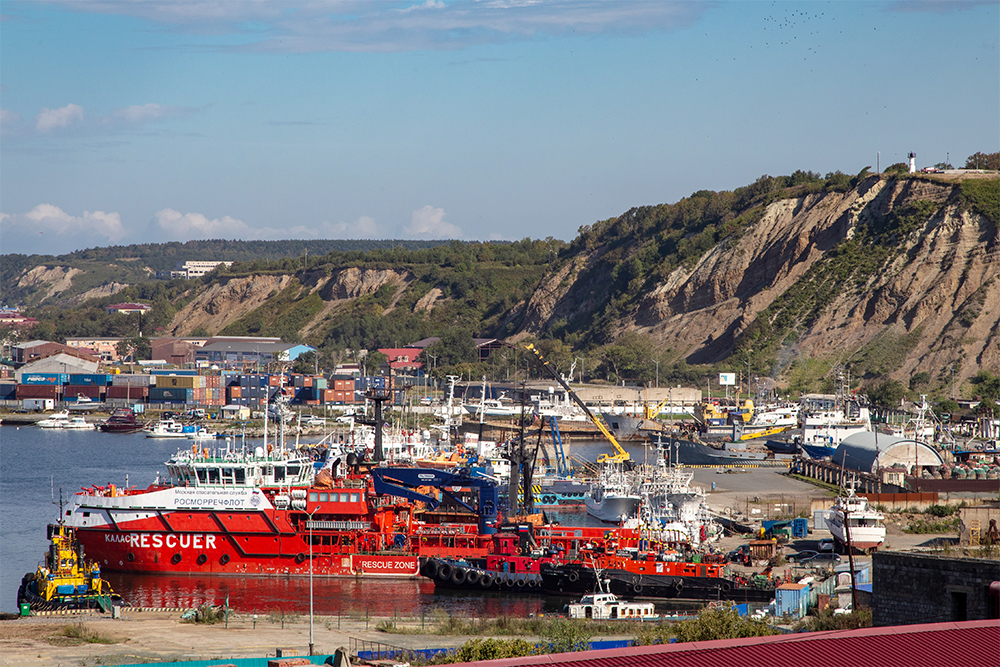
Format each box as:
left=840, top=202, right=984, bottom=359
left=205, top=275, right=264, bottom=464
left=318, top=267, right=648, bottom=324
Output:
left=521, top=343, right=630, bottom=463
left=370, top=467, right=499, bottom=535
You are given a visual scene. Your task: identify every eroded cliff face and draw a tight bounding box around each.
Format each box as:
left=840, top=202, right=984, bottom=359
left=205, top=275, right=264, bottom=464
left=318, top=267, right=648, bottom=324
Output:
left=169, top=275, right=294, bottom=335
left=166, top=267, right=416, bottom=337
left=515, top=175, right=999, bottom=384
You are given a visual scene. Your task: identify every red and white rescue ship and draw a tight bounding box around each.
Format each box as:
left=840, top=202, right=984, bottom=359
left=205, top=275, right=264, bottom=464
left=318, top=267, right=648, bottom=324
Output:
left=63, top=441, right=497, bottom=578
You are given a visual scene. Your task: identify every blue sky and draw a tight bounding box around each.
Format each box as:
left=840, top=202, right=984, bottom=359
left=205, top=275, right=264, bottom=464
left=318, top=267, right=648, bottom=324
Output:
left=1, top=0, right=997, bottom=256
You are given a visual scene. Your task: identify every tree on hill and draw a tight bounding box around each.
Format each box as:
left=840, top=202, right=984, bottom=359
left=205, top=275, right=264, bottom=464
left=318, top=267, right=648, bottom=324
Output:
left=867, top=379, right=906, bottom=410
left=424, top=328, right=477, bottom=369
left=965, top=152, right=1000, bottom=170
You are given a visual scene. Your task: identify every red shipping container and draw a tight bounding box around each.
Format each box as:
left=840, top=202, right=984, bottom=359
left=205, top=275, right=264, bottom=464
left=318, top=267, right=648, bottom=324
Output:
left=16, top=385, right=61, bottom=399
left=108, top=386, right=149, bottom=399
left=64, top=385, right=102, bottom=398
left=228, top=386, right=242, bottom=398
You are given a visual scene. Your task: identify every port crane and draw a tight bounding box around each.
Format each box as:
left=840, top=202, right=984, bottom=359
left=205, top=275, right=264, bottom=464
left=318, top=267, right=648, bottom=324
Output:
left=521, top=343, right=631, bottom=464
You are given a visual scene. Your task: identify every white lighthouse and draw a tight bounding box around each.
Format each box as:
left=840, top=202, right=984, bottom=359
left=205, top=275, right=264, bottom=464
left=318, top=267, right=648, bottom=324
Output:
left=908, top=152, right=917, bottom=173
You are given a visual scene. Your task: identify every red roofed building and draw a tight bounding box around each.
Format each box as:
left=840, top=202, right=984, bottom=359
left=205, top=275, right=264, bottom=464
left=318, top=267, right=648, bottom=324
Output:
left=444, top=620, right=999, bottom=667
left=377, top=347, right=424, bottom=371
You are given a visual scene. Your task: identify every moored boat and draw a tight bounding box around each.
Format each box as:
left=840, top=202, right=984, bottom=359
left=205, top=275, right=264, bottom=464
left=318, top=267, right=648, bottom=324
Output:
left=17, top=522, right=125, bottom=612
left=99, top=408, right=145, bottom=434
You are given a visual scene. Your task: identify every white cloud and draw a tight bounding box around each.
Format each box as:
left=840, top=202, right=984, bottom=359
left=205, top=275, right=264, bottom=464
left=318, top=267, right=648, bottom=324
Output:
left=0, top=204, right=125, bottom=255
left=41, top=1, right=710, bottom=52
left=404, top=205, right=462, bottom=238
left=317, top=215, right=380, bottom=238
left=101, top=102, right=191, bottom=125
left=36, top=103, right=84, bottom=132
left=399, top=1, right=446, bottom=14
left=153, top=208, right=253, bottom=239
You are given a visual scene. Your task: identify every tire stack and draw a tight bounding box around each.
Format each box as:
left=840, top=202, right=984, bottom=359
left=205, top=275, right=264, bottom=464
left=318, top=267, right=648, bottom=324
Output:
left=418, top=558, right=543, bottom=593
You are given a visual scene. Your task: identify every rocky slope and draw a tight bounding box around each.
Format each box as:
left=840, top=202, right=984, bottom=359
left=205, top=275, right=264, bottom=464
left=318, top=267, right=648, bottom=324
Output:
left=513, top=173, right=999, bottom=384
left=6, top=173, right=997, bottom=388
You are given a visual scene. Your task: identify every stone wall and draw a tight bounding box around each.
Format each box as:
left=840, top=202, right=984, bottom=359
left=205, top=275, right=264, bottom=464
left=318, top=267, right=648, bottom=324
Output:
left=872, top=551, right=1000, bottom=626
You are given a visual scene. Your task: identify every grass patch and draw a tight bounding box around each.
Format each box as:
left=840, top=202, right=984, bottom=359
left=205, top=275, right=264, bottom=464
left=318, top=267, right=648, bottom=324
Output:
left=904, top=516, right=960, bottom=534
left=959, top=179, right=1000, bottom=224
left=47, top=623, right=119, bottom=646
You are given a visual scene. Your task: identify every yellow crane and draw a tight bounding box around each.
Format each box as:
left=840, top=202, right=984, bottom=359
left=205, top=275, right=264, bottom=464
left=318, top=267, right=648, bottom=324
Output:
left=522, top=343, right=630, bottom=463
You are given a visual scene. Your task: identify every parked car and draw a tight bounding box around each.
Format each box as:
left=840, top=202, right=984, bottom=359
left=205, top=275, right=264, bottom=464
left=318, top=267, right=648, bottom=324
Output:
left=801, top=552, right=841, bottom=565
left=787, top=550, right=818, bottom=563
left=818, top=538, right=834, bottom=552
left=727, top=544, right=751, bottom=562
left=300, top=415, right=326, bottom=426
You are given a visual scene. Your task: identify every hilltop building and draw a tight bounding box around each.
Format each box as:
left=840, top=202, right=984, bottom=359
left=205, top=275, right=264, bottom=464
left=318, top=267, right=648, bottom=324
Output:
left=105, top=303, right=152, bottom=315
left=160, top=260, right=233, bottom=280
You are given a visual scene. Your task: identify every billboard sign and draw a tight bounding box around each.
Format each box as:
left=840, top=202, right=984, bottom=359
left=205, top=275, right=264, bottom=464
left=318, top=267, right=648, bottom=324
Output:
left=719, top=372, right=736, bottom=386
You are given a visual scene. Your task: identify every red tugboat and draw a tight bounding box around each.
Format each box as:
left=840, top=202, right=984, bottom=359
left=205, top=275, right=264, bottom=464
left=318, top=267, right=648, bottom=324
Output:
left=62, top=442, right=498, bottom=578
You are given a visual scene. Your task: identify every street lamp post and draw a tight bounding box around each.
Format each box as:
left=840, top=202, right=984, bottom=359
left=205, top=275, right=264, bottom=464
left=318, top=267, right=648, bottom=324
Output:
left=307, top=505, right=318, bottom=655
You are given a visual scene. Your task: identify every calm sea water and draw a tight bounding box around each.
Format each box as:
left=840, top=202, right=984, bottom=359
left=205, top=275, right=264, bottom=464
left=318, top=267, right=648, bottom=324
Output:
left=1, top=424, right=649, bottom=614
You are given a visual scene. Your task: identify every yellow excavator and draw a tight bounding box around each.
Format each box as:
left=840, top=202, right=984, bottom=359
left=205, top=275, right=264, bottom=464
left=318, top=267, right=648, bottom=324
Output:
left=522, top=343, right=630, bottom=463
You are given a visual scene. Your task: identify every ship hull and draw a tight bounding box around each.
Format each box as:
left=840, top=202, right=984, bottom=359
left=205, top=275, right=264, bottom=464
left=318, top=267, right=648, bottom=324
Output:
left=585, top=495, right=640, bottom=523
left=664, top=438, right=770, bottom=465
left=76, top=526, right=421, bottom=577
left=538, top=565, right=774, bottom=603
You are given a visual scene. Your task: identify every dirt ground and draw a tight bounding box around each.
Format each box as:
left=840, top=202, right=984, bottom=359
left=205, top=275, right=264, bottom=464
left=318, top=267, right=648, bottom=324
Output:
left=0, top=610, right=481, bottom=667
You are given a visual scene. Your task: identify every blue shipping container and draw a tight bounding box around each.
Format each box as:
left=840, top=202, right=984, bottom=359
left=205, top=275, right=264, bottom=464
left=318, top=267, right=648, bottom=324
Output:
left=69, top=374, right=112, bottom=386
left=21, top=373, right=69, bottom=385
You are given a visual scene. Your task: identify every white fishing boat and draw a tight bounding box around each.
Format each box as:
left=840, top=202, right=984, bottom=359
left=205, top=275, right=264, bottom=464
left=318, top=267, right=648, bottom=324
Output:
left=585, top=460, right=641, bottom=523
left=826, top=480, right=886, bottom=554
left=36, top=411, right=72, bottom=428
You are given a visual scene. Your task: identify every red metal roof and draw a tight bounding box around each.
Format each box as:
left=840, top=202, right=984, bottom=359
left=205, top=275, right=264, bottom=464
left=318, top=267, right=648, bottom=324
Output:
left=449, top=620, right=999, bottom=667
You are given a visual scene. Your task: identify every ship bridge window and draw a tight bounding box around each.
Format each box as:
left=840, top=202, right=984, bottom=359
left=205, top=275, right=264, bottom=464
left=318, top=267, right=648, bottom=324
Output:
left=222, top=468, right=235, bottom=485
left=274, top=467, right=286, bottom=482
left=287, top=465, right=300, bottom=478
left=235, top=468, right=246, bottom=485
left=309, top=492, right=318, bottom=502
left=351, top=493, right=360, bottom=502
left=196, top=468, right=207, bottom=484
left=320, top=492, right=330, bottom=501
left=208, top=468, right=220, bottom=484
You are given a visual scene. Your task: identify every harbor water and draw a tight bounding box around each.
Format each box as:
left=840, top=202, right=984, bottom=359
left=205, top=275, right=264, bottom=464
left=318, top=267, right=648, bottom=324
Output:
left=0, top=424, right=655, bottom=614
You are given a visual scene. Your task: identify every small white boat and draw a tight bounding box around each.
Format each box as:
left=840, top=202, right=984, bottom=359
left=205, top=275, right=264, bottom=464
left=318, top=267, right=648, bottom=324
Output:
left=36, top=411, right=72, bottom=428
left=566, top=589, right=658, bottom=620
left=187, top=427, right=219, bottom=441
left=37, top=412, right=95, bottom=430
left=145, top=419, right=189, bottom=438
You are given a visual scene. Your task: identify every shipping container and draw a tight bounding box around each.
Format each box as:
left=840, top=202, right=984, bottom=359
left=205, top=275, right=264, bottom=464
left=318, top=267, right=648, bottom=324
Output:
left=111, top=374, right=155, bottom=387
left=149, top=387, right=193, bottom=401
left=69, top=374, right=112, bottom=386
left=776, top=583, right=810, bottom=619
left=150, top=369, right=199, bottom=376
left=0, top=382, right=17, bottom=400
left=17, top=384, right=61, bottom=399
left=64, top=385, right=103, bottom=398
left=22, top=398, right=55, bottom=410
left=107, top=386, right=149, bottom=399
left=20, top=373, right=69, bottom=386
